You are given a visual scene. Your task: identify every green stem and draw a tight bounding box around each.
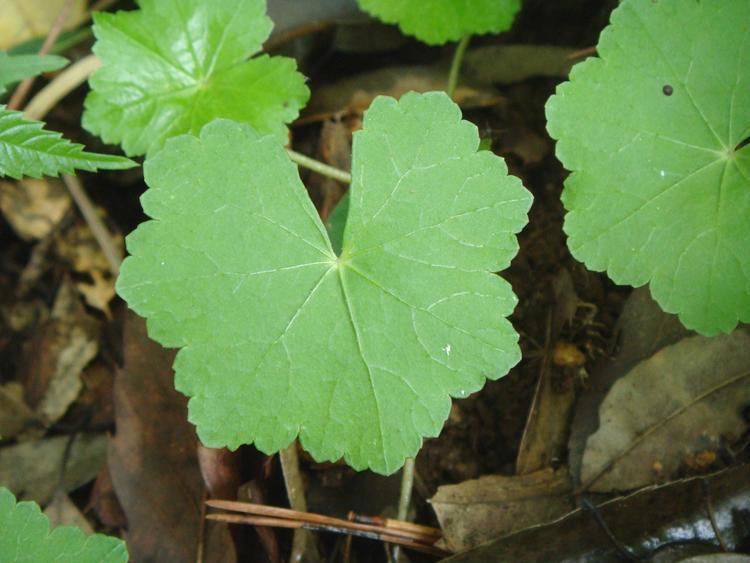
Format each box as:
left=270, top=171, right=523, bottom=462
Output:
left=286, top=148, right=352, bottom=184
left=446, top=35, right=471, bottom=99
left=391, top=457, right=415, bottom=561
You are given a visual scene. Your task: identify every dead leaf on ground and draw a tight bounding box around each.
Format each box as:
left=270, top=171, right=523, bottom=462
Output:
left=44, top=490, right=94, bottom=533
left=55, top=220, right=121, bottom=316
left=109, top=311, right=235, bottom=563
left=443, top=465, right=750, bottom=562
left=0, top=179, right=71, bottom=241
left=302, top=65, right=503, bottom=123
left=464, top=45, right=577, bottom=84
left=581, top=330, right=750, bottom=492
left=17, top=279, right=98, bottom=428
left=0, top=0, right=87, bottom=49
left=89, top=464, right=127, bottom=529
left=568, top=288, right=691, bottom=484
left=0, top=382, right=41, bottom=439
left=0, top=432, right=106, bottom=504
left=431, top=468, right=574, bottom=552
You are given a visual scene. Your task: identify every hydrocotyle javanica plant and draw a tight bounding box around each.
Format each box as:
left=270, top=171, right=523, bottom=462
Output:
left=115, top=92, right=532, bottom=475
left=80, top=0, right=532, bottom=474
left=546, top=0, right=750, bottom=335
left=0, top=487, right=128, bottom=563
left=0, top=52, right=134, bottom=179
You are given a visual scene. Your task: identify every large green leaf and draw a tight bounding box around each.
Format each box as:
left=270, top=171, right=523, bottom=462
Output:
left=0, top=51, right=67, bottom=95
left=546, top=0, right=750, bottom=335
left=356, top=0, right=521, bottom=45
left=83, top=0, right=309, bottom=157
left=0, top=487, right=127, bottom=562
left=0, top=105, right=135, bottom=179
left=117, top=92, right=532, bottom=474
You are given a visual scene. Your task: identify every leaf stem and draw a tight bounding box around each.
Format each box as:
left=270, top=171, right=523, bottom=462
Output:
left=392, top=457, right=415, bottom=560
left=447, top=35, right=471, bottom=99
left=286, top=148, right=352, bottom=184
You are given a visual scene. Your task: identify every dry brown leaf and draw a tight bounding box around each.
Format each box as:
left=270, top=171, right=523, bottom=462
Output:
left=0, top=382, right=40, bottom=439
left=44, top=490, right=94, bottom=533
left=0, top=433, right=106, bottom=504
left=0, top=178, right=71, bottom=241
left=431, top=468, right=574, bottom=552
left=76, top=269, right=116, bottom=318
left=17, top=279, right=98, bottom=427
left=0, top=0, right=87, bottom=49
left=109, top=312, right=235, bottom=563
left=581, top=330, right=750, bottom=492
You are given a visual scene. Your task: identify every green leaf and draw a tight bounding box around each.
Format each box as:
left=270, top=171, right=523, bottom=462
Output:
left=356, top=0, right=521, bottom=45
left=0, top=51, right=68, bottom=95
left=0, top=487, right=128, bottom=563
left=545, top=0, right=750, bottom=336
left=117, top=92, right=531, bottom=474
left=83, top=0, right=310, bottom=157
left=0, top=106, right=136, bottom=179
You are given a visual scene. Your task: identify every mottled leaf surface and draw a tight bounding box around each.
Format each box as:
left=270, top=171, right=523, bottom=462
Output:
left=357, top=0, right=521, bottom=45
left=0, top=487, right=127, bottom=562
left=83, top=0, right=309, bottom=156
left=117, top=92, right=531, bottom=474
left=546, top=0, right=750, bottom=335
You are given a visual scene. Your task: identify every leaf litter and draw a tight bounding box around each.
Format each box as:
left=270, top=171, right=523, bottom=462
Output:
left=2, top=0, right=750, bottom=560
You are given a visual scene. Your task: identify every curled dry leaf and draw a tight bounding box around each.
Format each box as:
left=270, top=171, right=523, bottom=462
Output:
left=581, top=330, right=750, bottom=492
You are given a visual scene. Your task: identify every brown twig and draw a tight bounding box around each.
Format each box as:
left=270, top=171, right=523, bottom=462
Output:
left=205, top=500, right=447, bottom=557
left=7, top=0, right=78, bottom=110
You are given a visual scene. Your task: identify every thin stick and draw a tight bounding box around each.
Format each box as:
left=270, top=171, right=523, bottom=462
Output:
left=205, top=513, right=447, bottom=557
left=7, top=0, right=77, bottom=110
left=286, top=149, right=351, bottom=184
left=24, top=54, right=101, bottom=121
left=446, top=35, right=471, bottom=99
left=205, top=500, right=441, bottom=544
left=62, top=174, right=122, bottom=274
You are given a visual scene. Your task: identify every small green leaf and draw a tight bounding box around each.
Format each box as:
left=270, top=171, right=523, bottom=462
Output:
left=0, top=487, right=128, bottom=563
left=0, top=51, right=68, bottom=95
left=83, top=0, right=310, bottom=157
left=0, top=106, right=136, bottom=179
left=117, top=92, right=532, bottom=474
left=546, top=0, right=750, bottom=335
left=356, top=0, right=521, bottom=45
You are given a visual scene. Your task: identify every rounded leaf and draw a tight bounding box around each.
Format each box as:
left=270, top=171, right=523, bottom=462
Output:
left=546, top=0, right=750, bottom=335
left=117, top=92, right=532, bottom=474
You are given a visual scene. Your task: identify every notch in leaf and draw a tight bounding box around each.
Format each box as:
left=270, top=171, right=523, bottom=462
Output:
left=117, top=92, right=532, bottom=474
left=82, top=0, right=310, bottom=156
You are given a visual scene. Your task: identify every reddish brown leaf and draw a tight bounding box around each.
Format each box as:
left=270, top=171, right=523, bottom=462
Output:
left=109, top=311, right=235, bottom=563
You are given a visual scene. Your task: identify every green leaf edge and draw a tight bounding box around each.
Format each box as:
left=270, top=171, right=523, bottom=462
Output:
left=0, top=487, right=128, bottom=563
left=0, top=105, right=136, bottom=179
